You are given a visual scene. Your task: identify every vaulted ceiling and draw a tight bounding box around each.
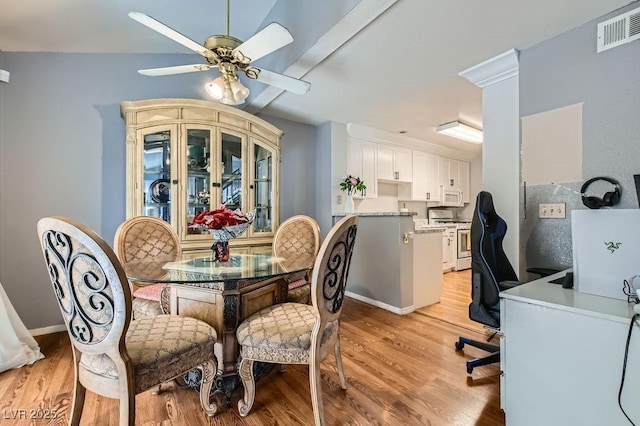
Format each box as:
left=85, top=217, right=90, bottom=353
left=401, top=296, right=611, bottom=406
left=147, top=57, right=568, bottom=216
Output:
left=0, top=0, right=633, bottom=153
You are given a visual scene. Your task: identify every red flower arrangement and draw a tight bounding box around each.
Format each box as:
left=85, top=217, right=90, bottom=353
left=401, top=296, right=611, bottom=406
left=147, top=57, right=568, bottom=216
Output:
left=192, top=205, right=255, bottom=241
left=193, top=205, right=250, bottom=229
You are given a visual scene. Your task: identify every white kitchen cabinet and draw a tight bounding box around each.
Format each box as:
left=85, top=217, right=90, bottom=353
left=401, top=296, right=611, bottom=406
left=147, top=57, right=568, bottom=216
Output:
left=459, top=160, right=470, bottom=204
left=399, top=150, right=440, bottom=201
left=377, top=144, right=412, bottom=182
left=346, top=137, right=377, bottom=198
left=439, top=158, right=470, bottom=204
left=442, top=228, right=456, bottom=272
left=439, top=157, right=460, bottom=189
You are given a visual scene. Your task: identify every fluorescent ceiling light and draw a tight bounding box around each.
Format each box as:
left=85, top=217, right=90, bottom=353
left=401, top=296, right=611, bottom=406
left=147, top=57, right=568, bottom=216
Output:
left=436, top=121, right=483, bottom=144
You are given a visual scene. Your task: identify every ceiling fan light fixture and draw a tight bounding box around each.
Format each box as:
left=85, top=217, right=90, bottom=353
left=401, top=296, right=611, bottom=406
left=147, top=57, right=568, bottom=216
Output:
left=205, top=76, right=226, bottom=99
left=436, top=121, right=483, bottom=144
left=229, top=78, right=249, bottom=102
left=205, top=75, right=249, bottom=105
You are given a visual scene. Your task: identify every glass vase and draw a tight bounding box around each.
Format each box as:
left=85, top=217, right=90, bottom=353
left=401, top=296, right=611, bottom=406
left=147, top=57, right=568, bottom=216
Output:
left=344, top=194, right=355, bottom=214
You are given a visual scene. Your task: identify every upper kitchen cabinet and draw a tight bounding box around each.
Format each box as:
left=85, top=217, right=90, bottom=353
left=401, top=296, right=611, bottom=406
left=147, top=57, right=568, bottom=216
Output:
left=377, top=144, right=412, bottom=182
left=459, top=160, right=470, bottom=204
left=121, top=98, right=282, bottom=252
left=399, top=151, right=440, bottom=202
left=439, top=157, right=460, bottom=190
left=346, top=137, right=377, bottom=198
left=439, top=158, right=470, bottom=205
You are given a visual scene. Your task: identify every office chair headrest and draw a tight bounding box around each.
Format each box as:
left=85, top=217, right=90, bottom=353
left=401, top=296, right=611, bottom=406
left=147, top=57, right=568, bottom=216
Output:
left=478, top=191, right=496, bottom=217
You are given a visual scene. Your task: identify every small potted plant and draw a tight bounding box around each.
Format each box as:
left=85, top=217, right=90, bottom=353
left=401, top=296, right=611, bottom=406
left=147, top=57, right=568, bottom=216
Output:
left=339, top=175, right=366, bottom=213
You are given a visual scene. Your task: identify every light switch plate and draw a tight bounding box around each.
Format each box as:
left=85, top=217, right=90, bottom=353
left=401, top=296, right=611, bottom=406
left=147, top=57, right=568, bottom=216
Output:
left=539, top=203, right=566, bottom=219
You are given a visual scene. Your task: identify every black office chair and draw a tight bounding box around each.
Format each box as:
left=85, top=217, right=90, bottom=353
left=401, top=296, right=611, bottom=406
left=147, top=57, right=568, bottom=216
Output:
left=454, top=191, right=521, bottom=374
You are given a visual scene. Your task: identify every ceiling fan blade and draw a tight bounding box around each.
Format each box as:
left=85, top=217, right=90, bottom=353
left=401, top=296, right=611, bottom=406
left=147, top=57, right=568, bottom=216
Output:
left=129, top=12, right=215, bottom=61
left=138, top=64, right=217, bottom=76
left=234, top=23, right=293, bottom=62
left=254, top=68, right=311, bottom=95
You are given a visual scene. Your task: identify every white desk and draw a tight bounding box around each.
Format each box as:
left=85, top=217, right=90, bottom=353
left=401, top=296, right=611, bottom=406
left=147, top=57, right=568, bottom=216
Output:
left=500, top=270, right=640, bottom=426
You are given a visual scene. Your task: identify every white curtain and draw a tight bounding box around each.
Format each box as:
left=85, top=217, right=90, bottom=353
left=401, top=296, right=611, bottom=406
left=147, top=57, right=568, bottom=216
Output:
left=0, top=282, right=44, bottom=373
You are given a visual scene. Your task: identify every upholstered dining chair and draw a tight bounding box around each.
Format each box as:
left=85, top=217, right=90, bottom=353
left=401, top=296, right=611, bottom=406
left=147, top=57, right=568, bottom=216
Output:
left=236, top=215, right=358, bottom=426
left=113, top=216, right=181, bottom=319
left=272, top=215, right=321, bottom=304
left=36, top=216, right=220, bottom=425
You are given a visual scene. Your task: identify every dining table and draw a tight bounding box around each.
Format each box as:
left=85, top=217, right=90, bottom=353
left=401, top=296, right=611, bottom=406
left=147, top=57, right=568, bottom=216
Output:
left=123, top=251, right=315, bottom=403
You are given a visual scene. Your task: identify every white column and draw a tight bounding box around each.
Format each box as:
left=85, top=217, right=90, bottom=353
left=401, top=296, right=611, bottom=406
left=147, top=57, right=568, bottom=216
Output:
left=459, top=49, right=520, bottom=273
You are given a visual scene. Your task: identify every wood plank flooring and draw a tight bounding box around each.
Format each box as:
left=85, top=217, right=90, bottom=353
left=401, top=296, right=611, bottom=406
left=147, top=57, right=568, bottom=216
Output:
left=0, top=271, right=504, bottom=425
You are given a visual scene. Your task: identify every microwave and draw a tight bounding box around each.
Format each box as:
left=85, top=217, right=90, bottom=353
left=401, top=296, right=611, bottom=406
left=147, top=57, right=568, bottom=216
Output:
left=440, top=188, right=463, bottom=206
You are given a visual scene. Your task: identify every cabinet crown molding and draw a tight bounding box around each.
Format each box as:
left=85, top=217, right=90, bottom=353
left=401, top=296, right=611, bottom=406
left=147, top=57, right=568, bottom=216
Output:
left=120, top=98, right=284, bottom=137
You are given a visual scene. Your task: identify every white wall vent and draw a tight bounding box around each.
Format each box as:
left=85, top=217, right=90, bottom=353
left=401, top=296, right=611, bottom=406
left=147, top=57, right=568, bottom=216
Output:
left=597, top=6, right=640, bottom=52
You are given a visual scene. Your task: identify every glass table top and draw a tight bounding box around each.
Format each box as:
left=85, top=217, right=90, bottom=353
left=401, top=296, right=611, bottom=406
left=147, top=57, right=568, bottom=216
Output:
left=123, top=253, right=315, bottom=284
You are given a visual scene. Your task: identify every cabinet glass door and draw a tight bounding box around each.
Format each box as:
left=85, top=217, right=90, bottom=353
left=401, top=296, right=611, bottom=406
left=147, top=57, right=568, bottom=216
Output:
left=142, top=129, right=173, bottom=223
left=220, top=131, right=244, bottom=211
left=252, top=141, right=275, bottom=234
left=184, top=128, right=212, bottom=238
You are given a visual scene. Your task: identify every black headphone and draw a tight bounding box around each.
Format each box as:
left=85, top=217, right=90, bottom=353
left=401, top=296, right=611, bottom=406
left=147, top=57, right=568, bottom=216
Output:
left=580, top=176, right=621, bottom=209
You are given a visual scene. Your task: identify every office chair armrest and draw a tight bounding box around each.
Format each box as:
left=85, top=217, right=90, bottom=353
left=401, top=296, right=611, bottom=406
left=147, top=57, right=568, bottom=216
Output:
left=499, top=280, right=521, bottom=290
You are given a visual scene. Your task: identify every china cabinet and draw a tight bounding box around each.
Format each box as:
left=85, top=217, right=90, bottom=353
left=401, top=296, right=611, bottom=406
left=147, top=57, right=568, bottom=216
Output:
left=121, top=98, right=282, bottom=253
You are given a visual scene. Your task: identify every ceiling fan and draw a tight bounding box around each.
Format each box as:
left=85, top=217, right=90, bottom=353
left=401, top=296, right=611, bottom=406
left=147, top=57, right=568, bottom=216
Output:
left=129, top=0, right=310, bottom=105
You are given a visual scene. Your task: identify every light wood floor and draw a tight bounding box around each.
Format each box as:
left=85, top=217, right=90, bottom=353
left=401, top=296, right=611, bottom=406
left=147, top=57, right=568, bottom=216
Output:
left=0, top=270, right=504, bottom=425
left=416, top=269, right=485, bottom=334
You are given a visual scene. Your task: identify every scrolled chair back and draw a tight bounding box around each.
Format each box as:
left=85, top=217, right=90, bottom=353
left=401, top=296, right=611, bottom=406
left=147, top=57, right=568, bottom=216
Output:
left=311, top=215, right=358, bottom=328
left=37, top=216, right=132, bottom=353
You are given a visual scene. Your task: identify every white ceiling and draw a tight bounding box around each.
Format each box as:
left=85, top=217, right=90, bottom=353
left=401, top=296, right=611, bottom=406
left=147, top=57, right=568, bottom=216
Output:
left=0, top=0, right=634, bottom=154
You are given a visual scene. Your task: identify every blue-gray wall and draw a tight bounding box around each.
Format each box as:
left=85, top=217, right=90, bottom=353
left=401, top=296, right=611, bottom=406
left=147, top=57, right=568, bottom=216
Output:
left=519, top=2, right=640, bottom=277
left=0, top=52, right=318, bottom=329
left=262, top=115, right=318, bottom=221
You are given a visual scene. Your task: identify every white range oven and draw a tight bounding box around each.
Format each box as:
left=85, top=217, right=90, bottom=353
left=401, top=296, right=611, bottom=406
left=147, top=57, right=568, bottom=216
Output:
left=455, top=224, right=471, bottom=271
left=426, top=209, right=472, bottom=271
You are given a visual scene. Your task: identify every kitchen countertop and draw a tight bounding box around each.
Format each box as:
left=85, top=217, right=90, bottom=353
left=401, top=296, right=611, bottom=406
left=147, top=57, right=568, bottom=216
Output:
left=413, top=228, right=446, bottom=234
left=333, top=212, right=417, bottom=217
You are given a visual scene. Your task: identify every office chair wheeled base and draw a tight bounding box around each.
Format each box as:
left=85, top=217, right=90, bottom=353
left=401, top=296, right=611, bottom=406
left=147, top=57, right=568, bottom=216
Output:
left=455, top=337, right=500, bottom=374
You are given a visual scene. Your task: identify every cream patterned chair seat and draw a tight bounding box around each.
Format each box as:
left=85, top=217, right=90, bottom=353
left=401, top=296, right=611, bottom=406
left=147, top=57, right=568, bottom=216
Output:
left=237, top=303, right=337, bottom=364
left=81, top=315, right=215, bottom=394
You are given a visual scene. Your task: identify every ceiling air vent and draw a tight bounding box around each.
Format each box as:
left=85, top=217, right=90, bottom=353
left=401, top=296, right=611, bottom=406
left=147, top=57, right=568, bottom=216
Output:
left=597, top=6, right=640, bottom=52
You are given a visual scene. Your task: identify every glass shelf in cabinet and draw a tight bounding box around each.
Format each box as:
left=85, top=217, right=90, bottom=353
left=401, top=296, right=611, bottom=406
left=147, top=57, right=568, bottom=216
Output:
left=222, top=173, right=241, bottom=181
left=187, top=168, right=209, bottom=175
left=144, top=168, right=170, bottom=175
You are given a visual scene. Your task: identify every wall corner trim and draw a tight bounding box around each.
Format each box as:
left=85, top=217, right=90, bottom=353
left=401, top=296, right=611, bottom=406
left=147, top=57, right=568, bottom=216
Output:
left=459, top=48, right=520, bottom=88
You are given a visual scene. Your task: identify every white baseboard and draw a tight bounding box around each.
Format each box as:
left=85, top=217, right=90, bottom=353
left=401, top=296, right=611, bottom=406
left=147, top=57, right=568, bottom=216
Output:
left=30, top=324, right=66, bottom=337
left=345, top=291, right=414, bottom=315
